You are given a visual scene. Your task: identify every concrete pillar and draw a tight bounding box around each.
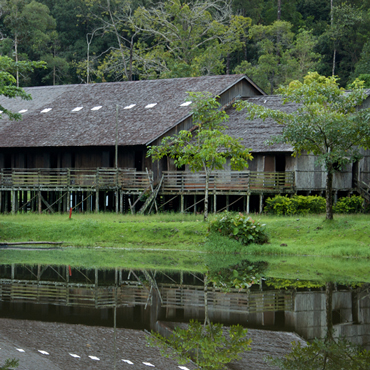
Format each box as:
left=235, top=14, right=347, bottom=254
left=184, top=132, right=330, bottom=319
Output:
left=213, top=193, right=217, bottom=214
left=246, top=194, right=250, bottom=214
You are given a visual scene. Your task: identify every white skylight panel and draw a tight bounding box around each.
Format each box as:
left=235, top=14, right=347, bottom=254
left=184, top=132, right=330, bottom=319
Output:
left=180, top=101, right=192, bottom=107
left=178, top=367, right=190, bottom=370
left=122, top=359, right=134, bottom=364
left=0, top=110, right=3, bottom=114
left=145, top=103, right=157, bottom=109
left=89, top=356, right=100, bottom=361
left=38, top=350, right=49, bottom=355
left=142, top=362, right=155, bottom=367
left=41, top=108, right=52, bottom=113
left=18, top=109, right=28, bottom=113
left=123, top=104, right=136, bottom=110
left=72, top=106, right=83, bottom=112
left=91, top=106, right=102, bottom=111
left=69, top=353, right=80, bottom=358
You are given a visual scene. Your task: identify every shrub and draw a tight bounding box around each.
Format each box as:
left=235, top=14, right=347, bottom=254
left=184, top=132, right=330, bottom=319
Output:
left=264, top=195, right=325, bottom=215
left=333, top=195, right=364, bottom=213
left=208, top=212, right=268, bottom=245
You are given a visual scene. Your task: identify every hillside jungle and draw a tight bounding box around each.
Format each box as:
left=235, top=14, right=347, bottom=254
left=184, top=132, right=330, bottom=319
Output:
left=1, top=0, right=370, bottom=93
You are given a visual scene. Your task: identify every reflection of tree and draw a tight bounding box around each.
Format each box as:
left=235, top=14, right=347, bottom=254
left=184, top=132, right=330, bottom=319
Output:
left=148, top=320, right=251, bottom=370
left=1, top=359, right=18, bottom=370
left=148, top=269, right=252, bottom=369
left=207, top=259, right=268, bottom=292
left=268, top=282, right=370, bottom=370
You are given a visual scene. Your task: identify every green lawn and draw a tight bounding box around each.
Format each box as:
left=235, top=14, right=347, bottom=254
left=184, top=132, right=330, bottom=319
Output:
left=0, top=212, right=370, bottom=259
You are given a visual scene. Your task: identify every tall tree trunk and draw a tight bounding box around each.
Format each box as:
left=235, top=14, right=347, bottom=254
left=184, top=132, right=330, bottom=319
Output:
left=277, top=0, right=281, bottom=20
left=325, top=282, right=334, bottom=342
left=332, top=48, right=336, bottom=76
left=326, top=169, right=334, bottom=220
left=204, top=169, right=210, bottom=221
left=15, top=33, right=19, bottom=87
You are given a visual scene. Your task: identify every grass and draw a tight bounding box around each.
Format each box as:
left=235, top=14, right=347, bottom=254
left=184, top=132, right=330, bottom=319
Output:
left=1, top=212, right=370, bottom=258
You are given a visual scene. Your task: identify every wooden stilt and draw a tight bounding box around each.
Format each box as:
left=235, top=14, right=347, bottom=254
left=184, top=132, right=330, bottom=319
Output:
left=194, top=195, right=197, bottom=215
left=120, top=191, right=123, bottom=214
left=247, top=194, right=250, bottom=214
left=95, top=189, right=99, bottom=213
left=115, top=189, right=119, bottom=214
left=226, top=194, right=229, bottom=211
left=259, top=194, right=264, bottom=214
left=180, top=194, right=184, bottom=213
left=38, top=191, right=42, bottom=214
left=11, top=190, right=15, bottom=214
left=214, top=193, right=217, bottom=214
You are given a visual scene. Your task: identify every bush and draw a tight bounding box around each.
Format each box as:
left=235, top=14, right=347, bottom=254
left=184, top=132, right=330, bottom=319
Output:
left=264, top=195, right=325, bottom=215
left=208, top=212, right=268, bottom=245
left=333, top=195, right=364, bottom=213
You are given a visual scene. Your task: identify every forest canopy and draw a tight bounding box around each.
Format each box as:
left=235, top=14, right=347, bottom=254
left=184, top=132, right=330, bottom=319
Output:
left=0, top=0, right=369, bottom=90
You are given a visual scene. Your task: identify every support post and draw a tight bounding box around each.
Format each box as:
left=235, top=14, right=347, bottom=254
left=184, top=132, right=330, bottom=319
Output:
left=246, top=194, right=250, bottom=214
left=226, top=194, right=229, bottom=211
left=194, top=194, right=197, bottom=215
left=120, top=191, right=123, bottom=214
left=95, top=189, right=99, bottom=213
left=213, top=193, right=217, bottom=214
left=38, top=191, right=42, bottom=214
left=180, top=194, right=184, bottom=213
left=259, top=194, right=263, bottom=214
left=115, top=189, right=119, bottom=214
left=11, top=190, right=15, bottom=214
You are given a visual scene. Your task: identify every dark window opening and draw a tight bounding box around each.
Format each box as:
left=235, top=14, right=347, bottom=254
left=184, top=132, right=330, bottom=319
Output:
left=135, top=151, right=143, bottom=171
left=275, top=154, right=286, bottom=172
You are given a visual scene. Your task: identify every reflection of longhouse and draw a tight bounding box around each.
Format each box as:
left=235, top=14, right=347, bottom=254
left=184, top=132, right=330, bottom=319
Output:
left=0, top=75, right=369, bottom=214
left=0, top=265, right=369, bottom=351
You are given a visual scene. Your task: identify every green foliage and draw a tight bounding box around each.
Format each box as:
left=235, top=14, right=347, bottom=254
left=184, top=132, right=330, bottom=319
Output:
left=265, top=277, right=324, bottom=290
left=333, top=195, right=364, bottom=214
left=0, top=359, right=19, bottom=370
left=148, top=92, right=252, bottom=220
left=268, top=337, right=370, bottom=370
left=264, top=195, right=326, bottom=215
left=234, top=21, right=320, bottom=94
left=0, top=56, right=45, bottom=119
left=147, top=320, right=251, bottom=370
left=208, top=211, right=268, bottom=245
left=207, top=259, right=268, bottom=292
left=236, top=72, right=370, bottom=220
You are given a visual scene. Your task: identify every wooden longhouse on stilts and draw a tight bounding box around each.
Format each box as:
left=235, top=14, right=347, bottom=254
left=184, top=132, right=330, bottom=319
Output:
left=0, top=74, right=369, bottom=214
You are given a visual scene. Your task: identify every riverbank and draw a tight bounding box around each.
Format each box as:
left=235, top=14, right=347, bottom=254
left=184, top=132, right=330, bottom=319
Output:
left=1, top=213, right=369, bottom=258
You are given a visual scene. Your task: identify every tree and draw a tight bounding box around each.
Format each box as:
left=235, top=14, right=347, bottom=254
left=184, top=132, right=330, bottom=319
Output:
left=234, top=21, right=320, bottom=94
left=132, top=0, right=251, bottom=78
left=147, top=91, right=253, bottom=221
left=0, top=56, right=45, bottom=119
left=0, top=359, right=19, bottom=370
left=148, top=319, right=251, bottom=370
left=236, top=72, right=370, bottom=220
left=1, top=0, right=56, bottom=86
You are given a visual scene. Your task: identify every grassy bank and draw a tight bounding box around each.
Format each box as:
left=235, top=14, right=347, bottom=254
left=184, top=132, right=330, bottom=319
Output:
left=0, top=213, right=370, bottom=258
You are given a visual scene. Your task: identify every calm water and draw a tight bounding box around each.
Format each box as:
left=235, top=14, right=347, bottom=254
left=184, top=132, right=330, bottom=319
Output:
left=0, top=257, right=369, bottom=369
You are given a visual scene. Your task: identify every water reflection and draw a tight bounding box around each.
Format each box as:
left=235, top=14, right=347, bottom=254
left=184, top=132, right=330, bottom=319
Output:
left=0, top=263, right=369, bottom=369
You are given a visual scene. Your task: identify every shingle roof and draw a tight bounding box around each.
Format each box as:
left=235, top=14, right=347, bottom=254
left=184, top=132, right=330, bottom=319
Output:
left=225, top=95, right=295, bottom=152
left=0, top=74, right=262, bottom=148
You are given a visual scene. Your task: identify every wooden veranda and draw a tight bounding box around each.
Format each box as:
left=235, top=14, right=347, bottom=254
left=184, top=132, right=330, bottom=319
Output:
left=0, top=168, right=295, bottom=214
